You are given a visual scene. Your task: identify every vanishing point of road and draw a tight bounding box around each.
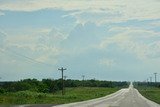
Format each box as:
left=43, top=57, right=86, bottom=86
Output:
left=54, top=83, right=160, bottom=107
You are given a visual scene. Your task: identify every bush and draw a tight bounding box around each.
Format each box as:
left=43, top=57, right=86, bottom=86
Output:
left=0, top=88, right=5, bottom=94
left=0, top=79, right=129, bottom=94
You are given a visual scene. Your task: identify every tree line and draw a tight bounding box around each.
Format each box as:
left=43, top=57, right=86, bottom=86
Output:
left=0, top=79, right=128, bottom=94
left=133, top=81, right=160, bottom=88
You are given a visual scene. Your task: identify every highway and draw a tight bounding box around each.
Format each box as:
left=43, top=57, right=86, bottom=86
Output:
left=54, top=83, right=160, bottom=107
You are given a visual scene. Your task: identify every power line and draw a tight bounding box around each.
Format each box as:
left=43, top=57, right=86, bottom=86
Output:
left=8, top=48, right=52, bottom=66
left=0, top=29, right=53, bottom=67
left=0, top=47, right=53, bottom=67
left=0, top=48, right=42, bottom=67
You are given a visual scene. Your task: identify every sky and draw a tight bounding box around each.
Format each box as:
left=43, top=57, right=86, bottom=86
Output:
left=0, top=0, right=160, bottom=81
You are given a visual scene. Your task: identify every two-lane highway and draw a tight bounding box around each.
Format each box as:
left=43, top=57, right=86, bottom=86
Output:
left=54, top=83, right=160, bottom=107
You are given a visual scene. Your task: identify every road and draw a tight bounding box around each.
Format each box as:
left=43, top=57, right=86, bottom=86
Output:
left=53, top=83, right=160, bottom=107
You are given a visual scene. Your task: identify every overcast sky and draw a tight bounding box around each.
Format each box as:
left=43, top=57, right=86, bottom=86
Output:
left=0, top=0, right=160, bottom=81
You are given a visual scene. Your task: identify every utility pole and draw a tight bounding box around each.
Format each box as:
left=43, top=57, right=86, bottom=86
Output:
left=147, top=78, right=149, bottom=83
left=63, top=76, right=67, bottom=95
left=58, top=67, right=67, bottom=95
left=149, top=77, right=152, bottom=82
left=154, top=73, right=157, bottom=83
left=82, top=75, right=85, bottom=87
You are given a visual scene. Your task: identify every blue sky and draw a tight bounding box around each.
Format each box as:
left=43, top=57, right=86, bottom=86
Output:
left=0, top=0, right=160, bottom=81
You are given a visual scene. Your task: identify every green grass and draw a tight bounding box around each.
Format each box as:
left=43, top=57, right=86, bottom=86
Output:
left=0, top=87, right=119, bottom=105
left=137, top=87, right=160, bottom=104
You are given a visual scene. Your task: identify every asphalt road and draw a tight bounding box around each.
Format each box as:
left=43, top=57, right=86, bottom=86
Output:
left=53, top=83, right=160, bottom=107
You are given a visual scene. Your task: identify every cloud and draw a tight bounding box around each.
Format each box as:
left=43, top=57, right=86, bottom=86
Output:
left=0, top=0, right=93, bottom=11
left=0, top=27, right=65, bottom=66
left=150, top=20, right=160, bottom=27
left=99, top=58, right=115, bottom=67
left=0, top=0, right=160, bottom=25
left=63, top=10, right=123, bottom=25
left=0, top=11, right=5, bottom=16
left=99, top=27, right=160, bottom=60
left=1, top=0, right=160, bottom=81
left=0, top=30, right=7, bottom=47
left=5, top=27, right=66, bottom=49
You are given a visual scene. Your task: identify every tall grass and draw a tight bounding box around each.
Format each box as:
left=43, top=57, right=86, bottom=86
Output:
left=138, top=87, right=160, bottom=104
left=0, top=87, right=118, bottom=105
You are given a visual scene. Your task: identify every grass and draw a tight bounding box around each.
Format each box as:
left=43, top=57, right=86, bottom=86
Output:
left=137, top=87, right=160, bottom=104
left=0, top=87, right=119, bottom=105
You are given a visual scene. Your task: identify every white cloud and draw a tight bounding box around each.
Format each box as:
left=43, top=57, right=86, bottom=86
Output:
left=150, top=21, right=160, bottom=27
left=0, top=0, right=160, bottom=24
left=0, top=11, right=5, bottom=16
left=99, top=27, right=160, bottom=60
left=99, top=58, right=115, bottom=67
left=0, top=27, right=65, bottom=65
left=0, top=0, right=118, bottom=11
left=5, top=27, right=66, bottom=50
left=0, top=30, right=7, bottom=47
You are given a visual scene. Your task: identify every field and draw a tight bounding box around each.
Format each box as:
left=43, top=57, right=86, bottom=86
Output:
left=137, top=87, right=160, bottom=104
left=0, top=87, right=119, bottom=105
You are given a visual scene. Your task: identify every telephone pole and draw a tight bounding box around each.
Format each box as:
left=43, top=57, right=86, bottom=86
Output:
left=82, top=75, right=85, bottom=87
left=63, top=76, right=67, bottom=94
left=149, top=77, right=152, bottom=82
left=58, top=67, right=67, bottom=95
left=147, top=78, right=149, bottom=83
left=154, top=73, right=157, bottom=83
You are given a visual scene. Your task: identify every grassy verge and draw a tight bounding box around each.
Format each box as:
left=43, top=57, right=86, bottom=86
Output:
left=137, top=87, right=160, bottom=104
left=0, top=87, right=119, bottom=105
